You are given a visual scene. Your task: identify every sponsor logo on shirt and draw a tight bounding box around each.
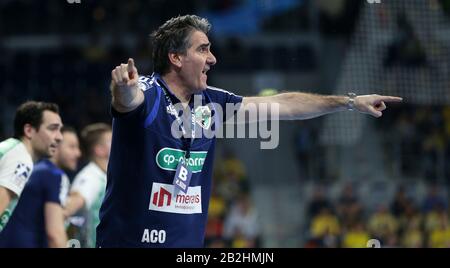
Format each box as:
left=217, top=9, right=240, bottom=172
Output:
left=149, top=182, right=202, bottom=214
left=156, top=148, right=207, bottom=173
left=13, top=162, right=31, bottom=189
left=194, top=105, right=212, bottom=130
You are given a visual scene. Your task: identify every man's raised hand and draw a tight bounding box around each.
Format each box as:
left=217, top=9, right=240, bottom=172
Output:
left=111, top=58, right=139, bottom=88
left=110, top=58, right=144, bottom=113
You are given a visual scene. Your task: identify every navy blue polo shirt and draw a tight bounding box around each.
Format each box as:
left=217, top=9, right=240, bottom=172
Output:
left=96, top=73, right=242, bottom=248
left=0, top=159, right=69, bottom=248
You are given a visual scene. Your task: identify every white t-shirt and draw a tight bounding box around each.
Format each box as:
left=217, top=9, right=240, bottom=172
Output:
left=70, top=161, right=106, bottom=247
left=71, top=162, right=106, bottom=210
left=0, top=138, right=33, bottom=197
left=0, top=138, right=34, bottom=232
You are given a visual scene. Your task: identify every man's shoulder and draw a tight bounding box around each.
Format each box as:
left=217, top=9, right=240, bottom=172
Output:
left=0, top=138, right=32, bottom=166
left=0, top=138, right=27, bottom=157
left=0, top=138, right=20, bottom=151
left=74, top=162, right=105, bottom=183
left=32, top=160, right=64, bottom=180
left=204, top=86, right=242, bottom=107
left=205, top=86, right=237, bottom=96
left=138, top=75, right=158, bottom=92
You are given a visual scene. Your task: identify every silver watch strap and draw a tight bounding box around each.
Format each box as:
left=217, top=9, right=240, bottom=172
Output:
left=347, top=92, right=357, bottom=111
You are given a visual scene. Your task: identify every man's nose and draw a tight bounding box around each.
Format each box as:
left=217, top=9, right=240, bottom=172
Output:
left=207, top=51, right=217, bottom=66
left=56, top=131, right=63, bottom=143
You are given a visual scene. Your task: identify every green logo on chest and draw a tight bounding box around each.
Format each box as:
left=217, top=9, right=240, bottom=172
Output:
left=156, top=148, right=207, bottom=173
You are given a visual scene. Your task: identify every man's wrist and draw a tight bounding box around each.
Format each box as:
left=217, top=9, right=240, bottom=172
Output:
left=347, top=92, right=357, bottom=111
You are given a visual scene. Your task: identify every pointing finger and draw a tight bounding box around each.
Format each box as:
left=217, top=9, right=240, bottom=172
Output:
left=379, top=96, right=403, bottom=102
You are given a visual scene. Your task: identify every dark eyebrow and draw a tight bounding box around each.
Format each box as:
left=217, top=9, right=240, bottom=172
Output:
left=197, top=43, right=211, bottom=49
left=47, top=123, right=62, bottom=129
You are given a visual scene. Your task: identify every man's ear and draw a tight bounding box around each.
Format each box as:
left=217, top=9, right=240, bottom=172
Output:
left=168, top=52, right=182, bottom=68
left=23, top=123, right=36, bottom=139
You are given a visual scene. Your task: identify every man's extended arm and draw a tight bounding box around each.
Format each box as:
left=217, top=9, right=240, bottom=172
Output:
left=0, top=186, right=14, bottom=216
left=241, top=92, right=402, bottom=121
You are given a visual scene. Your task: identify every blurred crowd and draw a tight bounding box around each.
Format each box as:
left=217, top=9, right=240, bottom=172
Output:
left=379, top=104, right=450, bottom=182
left=305, top=182, right=450, bottom=248
left=204, top=152, right=262, bottom=248
left=300, top=103, right=450, bottom=248
left=294, top=104, right=450, bottom=183
left=0, top=0, right=352, bottom=36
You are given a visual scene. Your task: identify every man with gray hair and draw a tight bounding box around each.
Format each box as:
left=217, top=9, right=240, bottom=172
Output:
left=98, top=14, right=402, bottom=248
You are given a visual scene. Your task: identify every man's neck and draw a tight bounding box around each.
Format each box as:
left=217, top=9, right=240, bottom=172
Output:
left=161, top=73, right=192, bottom=105
left=20, top=137, right=38, bottom=162
left=93, top=157, right=108, bottom=173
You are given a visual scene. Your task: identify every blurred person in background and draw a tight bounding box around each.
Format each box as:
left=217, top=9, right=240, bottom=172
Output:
left=336, top=183, right=363, bottom=229
left=309, top=206, right=341, bottom=247
left=398, top=201, right=423, bottom=247
left=341, top=221, right=370, bottom=248
left=422, top=183, right=447, bottom=213
left=204, top=184, right=227, bottom=247
left=64, top=123, right=112, bottom=248
left=307, top=185, right=332, bottom=219
left=0, top=127, right=81, bottom=248
left=390, top=185, right=410, bottom=217
left=216, top=153, right=249, bottom=204
left=0, top=101, right=62, bottom=232
left=428, top=210, right=450, bottom=248
left=424, top=202, right=448, bottom=239
left=401, top=218, right=424, bottom=248
left=367, top=204, right=399, bottom=245
left=223, top=193, right=261, bottom=248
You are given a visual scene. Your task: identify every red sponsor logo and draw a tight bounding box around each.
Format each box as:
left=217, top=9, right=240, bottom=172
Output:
left=152, top=187, right=171, bottom=207
left=152, top=187, right=200, bottom=207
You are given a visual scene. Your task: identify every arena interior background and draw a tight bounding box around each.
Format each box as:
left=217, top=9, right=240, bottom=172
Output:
left=1, top=0, right=449, bottom=247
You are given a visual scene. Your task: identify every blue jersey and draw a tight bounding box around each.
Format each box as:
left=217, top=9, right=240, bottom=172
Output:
left=97, top=74, right=242, bottom=248
left=0, top=159, right=69, bottom=248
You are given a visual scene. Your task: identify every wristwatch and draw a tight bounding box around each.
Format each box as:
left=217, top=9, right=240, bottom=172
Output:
left=347, top=92, right=357, bottom=111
